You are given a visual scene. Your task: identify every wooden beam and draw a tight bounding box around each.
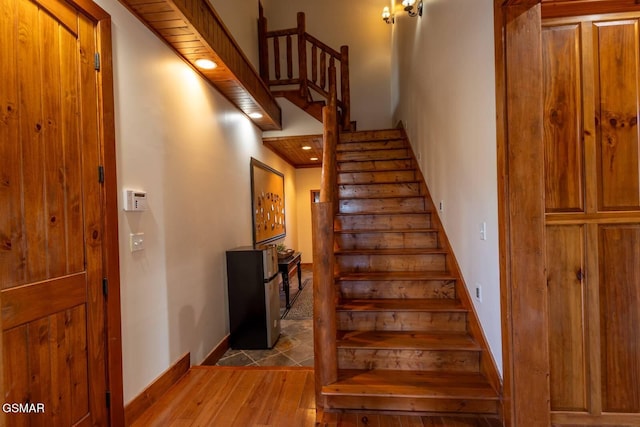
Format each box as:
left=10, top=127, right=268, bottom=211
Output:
left=117, top=0, right=282, bottom=131
left=498, top=2, right=551, bottom=426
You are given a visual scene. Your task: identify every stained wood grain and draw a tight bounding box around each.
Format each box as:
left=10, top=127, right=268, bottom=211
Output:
left=132, top=367, right=503, bottom=426
left=595, top=19, right=640, bottom=210
left=542, top=23, right=584, bottom=213
left=546, top=226, right=587, bottom=411
left=598, top=225, right=640, bottom=412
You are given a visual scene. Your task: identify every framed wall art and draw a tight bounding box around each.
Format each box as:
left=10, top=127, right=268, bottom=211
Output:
left=250, top=158, right=286, bottom=245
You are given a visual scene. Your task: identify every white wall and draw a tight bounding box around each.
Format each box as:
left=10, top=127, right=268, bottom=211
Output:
left=262, top=0, right=393, bottom=131
left=96, top=0, right=297, bottom=403
left=391, top=0, right=502, bottom=373
left=294, top=168, right=322, bottom=262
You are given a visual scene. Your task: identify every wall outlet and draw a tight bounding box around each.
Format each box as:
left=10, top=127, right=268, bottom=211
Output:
left=480, top=221, right=487, bottom=241
left=475, top=284, right=482, bottom=303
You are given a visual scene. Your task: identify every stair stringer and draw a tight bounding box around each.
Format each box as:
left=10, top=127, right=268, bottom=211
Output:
left=399, top=128, right=503, bottom=398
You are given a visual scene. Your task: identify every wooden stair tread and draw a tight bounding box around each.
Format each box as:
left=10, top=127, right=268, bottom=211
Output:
left=339, top=130, right=405, bottom=142
left=336, top=331, right=480, bottom=351
left=335, top=210, right=431, bottom=218
left=336, top=271, right=457, bottom=281
left=335, top=228, right=437, bottom=234
left=323, top=370, right=498, bottom=400
left=336, top=248, right=447, bottom=255
left=337, top=298, right=466, bottom=312
left=339, top=181, right=421, bottom=186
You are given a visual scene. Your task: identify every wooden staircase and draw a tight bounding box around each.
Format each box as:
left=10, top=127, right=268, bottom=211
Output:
left=317, top=129, right=501, bottom=415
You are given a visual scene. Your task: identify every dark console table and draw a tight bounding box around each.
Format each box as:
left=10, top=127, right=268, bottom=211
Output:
left=278, top=252, right=302, bottom=309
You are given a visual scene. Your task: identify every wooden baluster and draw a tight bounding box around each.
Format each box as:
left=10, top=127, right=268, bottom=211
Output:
left=297, top=12, right=308, bottom=99
left=273, top=36, right=281, bottom=80
left=258, top=3, right=268, bottom=81
left=340, top=45, right=351, bottom=131
left=286, top=35, right=293, bottom=79
left=320, top=51, right=326, bottom=91
left=311, top=45, right=318, bottom=84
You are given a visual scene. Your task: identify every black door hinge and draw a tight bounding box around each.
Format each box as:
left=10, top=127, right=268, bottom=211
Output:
left=98, top=165, right=104, bottom=184
left=94, top=53, right=101, bottom=71
left=105, top=391, right=111, bottom=409
left=102, top=277, right=108, bottom=297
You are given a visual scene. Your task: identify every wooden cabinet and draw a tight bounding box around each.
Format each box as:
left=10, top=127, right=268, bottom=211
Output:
left=543, top=13, right=640, bottom=424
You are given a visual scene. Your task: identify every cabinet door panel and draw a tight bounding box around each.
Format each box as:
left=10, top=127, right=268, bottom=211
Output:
left=595, top=20, right=640, bottom=211
left=546, top=225, right=588, bottom=411
left=543, top=24, right=585, bottom=213
left=599, top=225, right=640, bottom=413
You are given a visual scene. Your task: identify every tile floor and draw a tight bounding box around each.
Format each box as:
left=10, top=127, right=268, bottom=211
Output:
left=216, top=319, right=314, bottom=367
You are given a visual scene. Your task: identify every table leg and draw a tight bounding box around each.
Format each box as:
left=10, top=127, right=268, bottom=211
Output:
left=283, top=271, right=290, bottom=309
left=297, top=261, right=302, bottom=290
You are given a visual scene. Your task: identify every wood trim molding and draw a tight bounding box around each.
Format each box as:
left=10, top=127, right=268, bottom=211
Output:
left=95, top=13, right=126, bottom=426
left=201, top=334, right=230, bottom=366
left=124, top=352, right=191, bottom=426
left=542, top=0, right=640, bottom=18
left=496, top=2, right=551, bottom=426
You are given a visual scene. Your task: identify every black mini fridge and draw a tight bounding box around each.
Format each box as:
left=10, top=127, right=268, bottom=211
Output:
left=226, top=245, right=281, bottom=349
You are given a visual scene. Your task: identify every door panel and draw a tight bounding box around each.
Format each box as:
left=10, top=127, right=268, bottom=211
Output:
left=546, top=225, right=587, bottom=412
left=599, top=225, right=640, bottom=413
left=595, top=21, right=640, bottom=211
left=0, top=0, right=107, bottom=424
left=543, top=24, right=585, bottom=213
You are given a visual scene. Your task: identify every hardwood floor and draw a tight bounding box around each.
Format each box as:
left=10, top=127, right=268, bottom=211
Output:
left=131, top=366, right=503, bottom=426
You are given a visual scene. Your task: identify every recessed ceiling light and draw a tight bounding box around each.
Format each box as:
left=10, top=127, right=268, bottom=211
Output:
left=310, top=157, right=319, bottom=161
left=194, top=58, right=217, bottom=70
left=248, top=112, right=263, bottom=119
left=302, top=146, right=312, bottom=150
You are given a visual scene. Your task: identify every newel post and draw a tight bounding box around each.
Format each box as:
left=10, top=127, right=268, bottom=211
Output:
left=297, top=12, right=308, bottom=99
left=312, top=202, right=338, bottom=405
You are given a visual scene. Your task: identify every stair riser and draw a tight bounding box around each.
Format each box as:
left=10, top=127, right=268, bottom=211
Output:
left=336, top=253, right=446, bottom=273
left=335, top=214, right=432, bottom=231
left=337, top=349, right=480, bottom=372
left=339, top=197, right=426, bottom=214
left=337, top=280, right=456, bottom=299
left=322, top=395, right=498, bottom=415
left=339, top=183, right=422, bottom=199
left=337, top=149, right=409, bottom=162
left=337, top=311, right=467, bottom=332
left=337, top=139, right=406, bottom=152
left=336, top=232, right=438, bottom=250
left=339, top=130, right=405, bottom=142
left=338, top=170, right=417, bottom=185
left=338, top=159, right=413, bottom=172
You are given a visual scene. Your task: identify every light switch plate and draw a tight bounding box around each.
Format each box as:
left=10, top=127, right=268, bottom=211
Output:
left=130, top=233, right=145, bottom=252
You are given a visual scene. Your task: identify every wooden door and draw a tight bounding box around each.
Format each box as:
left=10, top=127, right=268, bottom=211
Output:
left=543, top=12, right=640, bottom=426
left=0, top=0, right=111, bottom=424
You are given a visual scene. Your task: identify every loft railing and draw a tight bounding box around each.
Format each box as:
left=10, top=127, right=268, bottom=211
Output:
left=258, top=11, right=352, bottom=131
left=311, top=65, right=339, bottom=403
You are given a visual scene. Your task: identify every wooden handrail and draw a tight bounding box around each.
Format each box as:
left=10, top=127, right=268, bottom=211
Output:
left=259, top=11, right=352, bottom=130
left=312, top=65, right=339, bottom=405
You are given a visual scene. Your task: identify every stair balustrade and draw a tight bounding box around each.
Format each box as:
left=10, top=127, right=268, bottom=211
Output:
left=258, top=11, right=352, bottom=131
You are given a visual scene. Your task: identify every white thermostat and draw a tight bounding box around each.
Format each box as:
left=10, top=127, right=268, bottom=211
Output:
left=123, top=189, right=147, bottom=211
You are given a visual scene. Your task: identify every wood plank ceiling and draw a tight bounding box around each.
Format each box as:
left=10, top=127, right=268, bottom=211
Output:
left=263, top=134, right=323, bottom=168
left=118, top=0, right=282, bottom=131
